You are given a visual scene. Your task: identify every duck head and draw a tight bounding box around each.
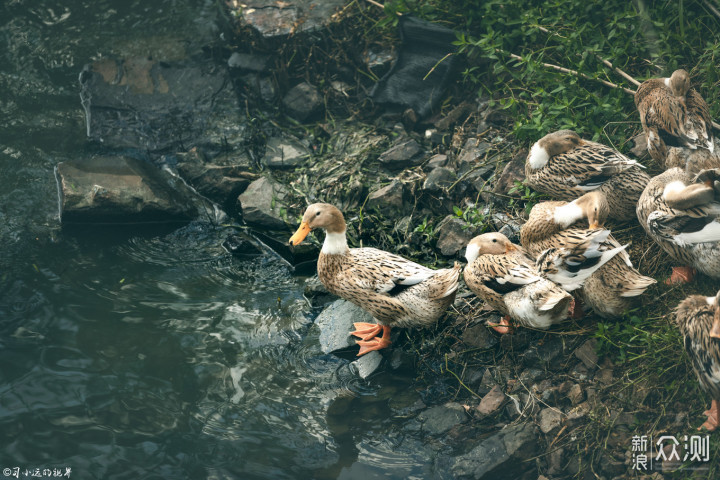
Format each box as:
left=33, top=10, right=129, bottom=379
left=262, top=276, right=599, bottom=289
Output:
left=575, top=191, right=609, bottom=229
left=528, top=130, right=582, bottom=169
left=465, top=232, right=517, bottom=263
left=289, top=203, right=347, bottom=246
left=666, top=69, right=690, bottom=98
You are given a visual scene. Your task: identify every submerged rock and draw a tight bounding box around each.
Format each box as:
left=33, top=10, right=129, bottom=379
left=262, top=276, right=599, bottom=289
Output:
left=237, top=176, right=291, bottom=230
left=417, top=403, right=469, bottom=435
left=79, top=57, right=242, bottom=152
left=57, top=156, right=197, bottom=223
left=448, top=422, right=539, bottom=479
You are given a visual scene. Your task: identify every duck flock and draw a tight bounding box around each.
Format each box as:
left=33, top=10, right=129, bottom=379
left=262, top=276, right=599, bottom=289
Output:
left=289, top=69, right=720, bottom=432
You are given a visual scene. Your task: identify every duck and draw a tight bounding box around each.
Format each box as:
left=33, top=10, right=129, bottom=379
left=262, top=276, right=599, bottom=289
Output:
left=674, top=290, right=720, bottom=431
left=636, top=167, right=720, bottom=284
left=525, top=129, right=650, bottom=222
left=520, top=193, right=657, bottom=318
left=635, top=69, right=714, bottom=167
left=289, top=203, right=461, bottom=356
left=464, top=231, right=626, bottom=333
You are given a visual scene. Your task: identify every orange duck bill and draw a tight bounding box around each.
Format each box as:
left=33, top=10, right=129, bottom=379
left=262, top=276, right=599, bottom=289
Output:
left=289, top=222, right=311, bottom=246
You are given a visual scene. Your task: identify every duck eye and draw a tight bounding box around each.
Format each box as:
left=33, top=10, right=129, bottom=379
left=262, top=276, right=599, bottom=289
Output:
left=492, top=239, right=497, bottom=243
left=315, top=212, right=321, bottom=216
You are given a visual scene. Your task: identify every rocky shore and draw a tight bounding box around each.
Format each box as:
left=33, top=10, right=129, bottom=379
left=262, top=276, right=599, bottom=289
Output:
left=55, top=2, right=704, bottom=478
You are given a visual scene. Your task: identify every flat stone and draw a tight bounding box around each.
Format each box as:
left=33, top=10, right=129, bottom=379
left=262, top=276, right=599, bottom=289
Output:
left=574, top=339, right=599, bottom=370
left=568, top=384, right=584, bottom=405
left=476, top=385, right=507, bottom=417
left=314, top=299, right=373, bottom=353
left=228, top=52, right=270, bottom=72
left=237, top=176, right=290, bottom=230
left=426, top=153, right=448, bottom=169
left=630, top=132, right=648, bottom=157
left=378, top=139, right=425, bottom=170
left=227, top=0, right=347, bottom=38
left=456, top=138, right=491, bottom=174
left=283, top=82, right=323, bottom=122
left=493, top=151, right=527, bottom=195
left=263, top=136, right=310, bottom=169
left=417, top=403, right=468, bottom=435
left=57, top=156, right=197, bottom=223
left=350, top=351, right=382, bottom=380
left=538, top=407, right=564, bottom=434
left=175, top=150, right=257, bottom=208
left=461, top=324, right=497, bottom=349
left=366, top=180, right=407, bottom=212
left=449, top=422, right=539, bottom=479
left=422, top=167, right=456, bottom=194
left=435, top=215, right=477, bottom=256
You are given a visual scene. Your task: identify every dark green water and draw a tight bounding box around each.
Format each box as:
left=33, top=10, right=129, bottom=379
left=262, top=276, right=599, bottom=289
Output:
left=0, top=2, right=440, bottom=479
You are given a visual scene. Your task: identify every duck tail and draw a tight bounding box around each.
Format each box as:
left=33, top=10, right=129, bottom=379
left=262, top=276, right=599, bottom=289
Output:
left=620, top=269, right=657, bottom=297
left=429, top=262, right=462, bottom=300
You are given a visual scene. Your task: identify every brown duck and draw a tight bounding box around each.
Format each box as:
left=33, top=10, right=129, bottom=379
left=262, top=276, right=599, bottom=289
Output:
left=289, top=203, right=461, bottom=355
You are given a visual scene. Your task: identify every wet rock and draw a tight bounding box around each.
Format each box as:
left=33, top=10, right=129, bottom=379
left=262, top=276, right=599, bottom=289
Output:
left=222, top=233, right=264, bottom=257
left=175, top=150, right=257, bottom=208
left=378, top=138, right=425, bottom=170
left=493, top=151, right=527, bottom=196
left=283, top=82, right=323, bottom=122
left=350, top=351, right=382, bottom=380
left=228, top=0, right=347, bottom=38
left=475, top=368, right=499, bottom=396
left=315, top=299, right=372, bottom=353
left=435, top=215, right=477, bottom=256
left=456, top=138, right=492, bottom=175
left=303, top=275, right=328, bottom=297
left=422, top=167, right=456, bottom=194
left=568, top=384, right=584, bottom=405
left=366, top=180, right=407, bottom=212
left=574, top=339, right=599, bottom=370
left=417, top=403, right=468, bottom=435
left=79, top=57, right=241, bottom=152
left=449, top=422, right=539, bottom=479
left=426, top=153, right=448, bottom=169
left=476, top=385, right=507, bottom=417
left=227, top=52, right=270, bottom=72
left=237, top=176, right=291, bottom=230
left=538, top=408, right=564, bottom=434
left=262, top=136, right=310, bottom=169
left=461, top=324, right=497, bottom=349
left=57, top=156, right=197, bottom=223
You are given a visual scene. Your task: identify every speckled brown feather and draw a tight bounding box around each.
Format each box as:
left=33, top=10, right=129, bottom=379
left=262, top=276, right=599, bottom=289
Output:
left=636, top=168, right=720, bottom=277
left=675, top=295, right=720, bottom=400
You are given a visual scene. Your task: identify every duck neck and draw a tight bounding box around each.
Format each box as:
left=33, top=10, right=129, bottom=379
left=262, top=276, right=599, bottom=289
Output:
left=321, top=230, right=349, bottom=255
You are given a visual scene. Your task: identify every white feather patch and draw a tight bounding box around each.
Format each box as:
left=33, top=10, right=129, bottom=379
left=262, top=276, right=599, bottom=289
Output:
left=662, top=180, right=688, bottom=201
left=322, top=232, right=349, bottom=254
left=707, top=296, right=716, bottom=306
left=673, top=221, right=720, bottom=246
left=664, top=77, right=671, bottom=88
left=709, top=137, right=715, bottom=153
left=553, top=201, right=583, bottom=228
left=528, top=143, right=550, bottom=169
left=465, top=243, right=480, bottom=263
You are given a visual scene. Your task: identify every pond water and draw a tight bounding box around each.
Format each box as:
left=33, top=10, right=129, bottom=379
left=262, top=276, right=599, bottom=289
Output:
left=0, top=1, right=447, bottom=479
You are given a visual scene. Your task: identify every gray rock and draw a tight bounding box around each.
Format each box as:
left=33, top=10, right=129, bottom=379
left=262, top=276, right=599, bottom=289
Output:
left=476, top=368, right=498, bottom=396
left=228, top=52, right=270, bottom=72
left=263, top=136, right=310, bottom=169
left=450, top=422, right=539, bottom=479
left=630, top=132, right=648, bottom=157
left=574, top=339, right=599, bottom=370
left=538, top=407, right=564, bottom=434
left=456, top=138, right=491, bottom=174
left=426, top=153, right=448, bottom=169
left=417, top=403, right=468, bottom=435
left=175, top=150, right=257, bottom=207
left=422, top=167, right=456, bottom=193
left=493, top=151, right=527, bottom=195
left=366, top=181, right=407, bottom=212
left=363, top=47, right=396, bottom=76
left=350, top=351, right=382, bottom=380
left=237, top=176, right=290, bottom=229
left=462, top=324, right=497, bottom=349
left=568, top=384, right=584, bottom=405
left=476, top=385, right=507, bottom=417
left=57, top=156, right=197, bottom=223
left=315, top=299, right=373, bottom=353
left=283, top=82, right=323, bottom=122
left=435, top=215, right=477, bottom=256
left=228, top=0, right=347, bottom=38
left=378, top=139, right=425, bottom=170
left=492, top=212, right=524, bottom=241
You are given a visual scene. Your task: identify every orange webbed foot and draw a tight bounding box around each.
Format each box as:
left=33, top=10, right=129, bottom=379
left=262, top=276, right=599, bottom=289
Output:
left=665, top=266, right=697, bottom=285
left=489, top=315, right=514, bottom=334
left=350, top=322, right=382, bottom=341
left=568, top=297, right=584, bottom=320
